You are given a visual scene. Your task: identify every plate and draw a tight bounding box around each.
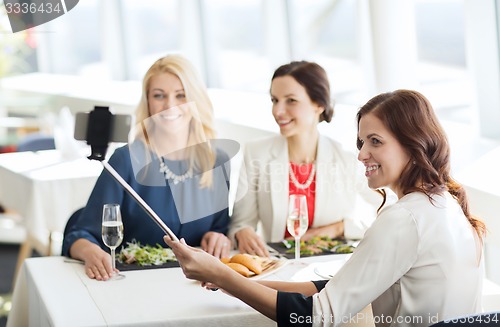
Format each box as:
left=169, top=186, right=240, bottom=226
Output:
left=313, top=260, right=346, bottom=279
left=250, top=257, right=288, bottom=279
left=267, top=236, right=356, bottom=259
left=116, top=255, right=288, bottom=275
left=116, top=260, right=179, bottom=271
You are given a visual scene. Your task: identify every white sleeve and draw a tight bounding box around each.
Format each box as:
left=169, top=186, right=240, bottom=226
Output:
left=312, top=205, right=419, bottom=327
left=228, top=145, right=260, bottom=244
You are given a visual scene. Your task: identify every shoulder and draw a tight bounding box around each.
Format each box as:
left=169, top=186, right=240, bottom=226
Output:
left=366, top=197, right=420, bottom=244
left=108, top=143, right=133, bottom=165
left=214, top=147, right=230, bottom=167
left=376, top=193, right=433, bottom=227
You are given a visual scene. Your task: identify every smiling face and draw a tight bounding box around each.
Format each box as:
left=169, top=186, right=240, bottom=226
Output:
left=270, top=76, right=323, bottom=138
left=357, top=112, right=411, bottom=198
left=147, top=72, right=192, bottom=135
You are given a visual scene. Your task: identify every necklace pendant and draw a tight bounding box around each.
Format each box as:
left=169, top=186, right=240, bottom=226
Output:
left=159, top=157, right=192, bottom=185
left=289, top=162, right=316, bottom=190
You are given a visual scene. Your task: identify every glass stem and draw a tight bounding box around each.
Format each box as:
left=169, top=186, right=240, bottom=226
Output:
left=295, top=237, right=300, bottom=260
left=111, top=248, right=116, bottom=273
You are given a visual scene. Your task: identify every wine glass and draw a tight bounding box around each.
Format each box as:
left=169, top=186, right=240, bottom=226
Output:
left=102, top=203, right=125, bottom=280
left=286, top=194, right=309, bottom=261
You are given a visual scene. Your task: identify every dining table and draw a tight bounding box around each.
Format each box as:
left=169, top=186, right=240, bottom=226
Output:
left=6, top=252, right=362, bottom=327
left=0, top=149, right=102, bottom=257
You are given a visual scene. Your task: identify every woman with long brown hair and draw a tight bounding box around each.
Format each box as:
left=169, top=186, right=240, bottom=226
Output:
left=166, top=89, right=485, bottom=326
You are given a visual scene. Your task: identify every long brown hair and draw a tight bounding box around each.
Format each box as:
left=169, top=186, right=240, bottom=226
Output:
left=356, top=89, right=486, bottom=240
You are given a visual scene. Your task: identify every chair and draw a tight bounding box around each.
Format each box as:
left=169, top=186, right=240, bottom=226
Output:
left=16, top=133, right=55, bottom=152
left=430, top=311, right=500, bottom=326
left=62, top=207, right=84, bottom=255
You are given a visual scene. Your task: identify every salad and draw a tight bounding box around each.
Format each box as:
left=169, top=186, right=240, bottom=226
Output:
left=282, top=236, right=354, bottom=256
left=118, top=241, right=177, bottom=266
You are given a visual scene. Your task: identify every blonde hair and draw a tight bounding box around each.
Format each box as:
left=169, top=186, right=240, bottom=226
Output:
left=135, top=54, right=216, bottom=187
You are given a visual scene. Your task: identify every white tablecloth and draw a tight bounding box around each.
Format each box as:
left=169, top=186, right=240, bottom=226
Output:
left=8, top=256, right=296, bottom=327
left=0, top=150, right=101, bottom=254
left=8, top=254, right=499, bottom=327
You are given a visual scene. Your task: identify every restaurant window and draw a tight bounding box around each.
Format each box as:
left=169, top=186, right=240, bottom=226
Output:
left=121, top=0, right=181, bottom=80
left=414, top=0, right=472, bottom=124
left=200, top=0, right=272, bottom=91
left=287, top=0, right=363, bottom=104
left=34, top=0, right=103, bottom=77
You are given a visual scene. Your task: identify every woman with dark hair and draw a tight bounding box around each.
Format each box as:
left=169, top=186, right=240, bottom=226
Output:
left=165, top=89, right=485, bottom=326
left=229, top=61, right=378, bottom=256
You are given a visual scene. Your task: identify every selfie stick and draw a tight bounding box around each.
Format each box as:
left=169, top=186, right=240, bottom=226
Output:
left=84, top=106, right=179, bottom=242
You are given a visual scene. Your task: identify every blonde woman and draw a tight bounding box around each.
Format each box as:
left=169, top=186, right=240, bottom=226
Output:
left=63, top=55, right=231, bottom=280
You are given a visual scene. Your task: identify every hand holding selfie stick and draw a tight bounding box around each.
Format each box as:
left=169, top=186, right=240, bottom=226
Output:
left=80, top=106, right=179, bottom=242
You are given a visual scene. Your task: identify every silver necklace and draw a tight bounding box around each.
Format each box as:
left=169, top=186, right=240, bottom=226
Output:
left=159, top=158, right=193, bottom=185
left=289, top=162, right=316, bottom=189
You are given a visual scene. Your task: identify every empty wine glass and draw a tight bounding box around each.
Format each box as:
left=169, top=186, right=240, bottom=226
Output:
left=102, top=203, right=125, bottom=280
left=286, top=194, right=309, bottom=261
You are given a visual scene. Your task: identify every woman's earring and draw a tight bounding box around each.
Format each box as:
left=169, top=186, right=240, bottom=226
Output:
left=413, top=160, right=416, bottom=165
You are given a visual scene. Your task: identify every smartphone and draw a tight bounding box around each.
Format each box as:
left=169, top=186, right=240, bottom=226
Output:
left=74, top=110, right=132, bottom=143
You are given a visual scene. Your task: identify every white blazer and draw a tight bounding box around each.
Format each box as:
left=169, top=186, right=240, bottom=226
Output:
left=229, top=134, right=380, bottom=243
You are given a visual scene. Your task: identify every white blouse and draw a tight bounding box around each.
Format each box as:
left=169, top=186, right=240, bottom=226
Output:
left=312, top=192, right=483, bottom=327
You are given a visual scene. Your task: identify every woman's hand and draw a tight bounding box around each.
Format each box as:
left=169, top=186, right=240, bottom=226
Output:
left=300, top=220, right=344, bottom=241
left=235, top=227, right=270, bottom=257
left=201, top=231, right=231, bottom=258
left=70, top=239, right=117, bottom=281
left=164, top=236, right=228, bottom=284
left=165, top=237, right=278, bottom=321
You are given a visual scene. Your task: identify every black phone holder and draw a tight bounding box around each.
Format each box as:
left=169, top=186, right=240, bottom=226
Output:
left=86, top=106, right=113, bottom=161
left=80, top=105, right=179, bottom=241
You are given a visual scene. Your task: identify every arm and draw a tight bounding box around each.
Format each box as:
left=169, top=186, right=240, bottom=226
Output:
left=301, top=220, right=344, bottom=241
left=235, top=227, right=270, bottom=257
left=258, top=280, right=320, bottom=297
left=229, top=146, right=269, bottom=256
left=165, top=236, right=329, bottom=326
left=63, top=147, right=129, bottom=278
left=165, top=237, right=278, bottom=320
left=69, top=239, right=114, bottom=281
left=201, top=149, right=232, bottom=258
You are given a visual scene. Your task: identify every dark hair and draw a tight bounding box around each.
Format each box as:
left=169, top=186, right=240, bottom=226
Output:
left=271, top=61, right=334, bottom=123
left=356, top=89, right=486, bottom=240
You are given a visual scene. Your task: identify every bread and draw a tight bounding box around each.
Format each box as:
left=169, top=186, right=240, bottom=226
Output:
left=230, top=254, right=262, bottom=275
left=220, top=257, right=231, bottom=264
left=226, top=262, right=252, bottom=277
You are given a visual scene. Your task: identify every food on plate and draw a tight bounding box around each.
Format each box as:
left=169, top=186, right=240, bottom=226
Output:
left=282, top=236, right=354, bottom=256
left=220, top=254, right=278, bottom=277
left=118, top=241, right=177, bottom=266
left=226, top=262, right=252, bottom=277
left=220, top=257, right=231, bottom=264
left=332, top=244, right=355, bottom=254
left=230, top=253, right=263, bottom=274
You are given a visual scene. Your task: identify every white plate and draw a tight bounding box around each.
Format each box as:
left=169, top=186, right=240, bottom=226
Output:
left=312, top=260, right=346, bottom=279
